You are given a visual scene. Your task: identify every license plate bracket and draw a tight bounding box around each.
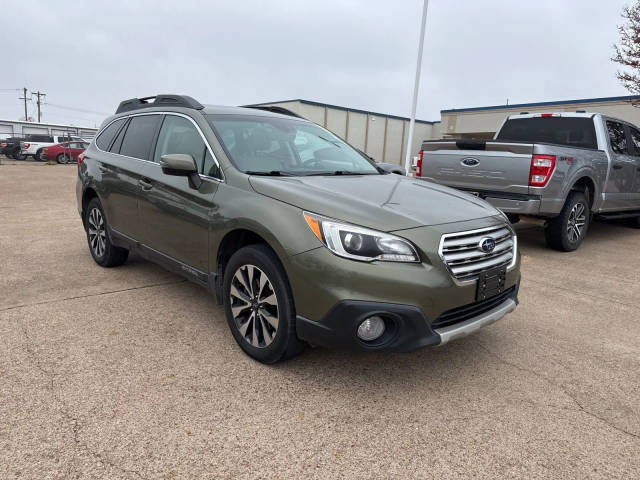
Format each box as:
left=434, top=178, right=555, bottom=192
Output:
left=476, top=266, right=506, bottom=301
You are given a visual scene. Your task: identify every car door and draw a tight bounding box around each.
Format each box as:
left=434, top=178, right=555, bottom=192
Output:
left=137, top=113, right=222, bottom=274
left=624, top=125, right=640, bottom=208
left=95, top=114, right=162, bottom=241
left=604, top=120, right=637, bottom=210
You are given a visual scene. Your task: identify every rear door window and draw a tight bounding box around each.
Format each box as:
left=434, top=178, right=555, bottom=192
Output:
left=109, top=118, right=129, bottom=154
left=496, top=117, right=598, bottom=149
left=96, top=118, right=126, bottom=151
left=119, top=115, right=162, bottom=160
left=606, top=121, right=628, bottom=155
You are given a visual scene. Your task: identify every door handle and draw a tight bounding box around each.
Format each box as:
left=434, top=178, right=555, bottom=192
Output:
left=139, top=179, right=153, bottom=190
left=612, top=164, right=623, bottom=170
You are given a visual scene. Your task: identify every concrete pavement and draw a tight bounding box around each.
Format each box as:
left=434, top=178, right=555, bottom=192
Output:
left=1, top=161, right=638, bottom=479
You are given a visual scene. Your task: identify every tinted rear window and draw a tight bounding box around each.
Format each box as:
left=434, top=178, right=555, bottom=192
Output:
left=119, top=115, right=162, bottom=160
left=96, top=118, right=126, bottom=151
left=496, top=117, right=598, bottom=149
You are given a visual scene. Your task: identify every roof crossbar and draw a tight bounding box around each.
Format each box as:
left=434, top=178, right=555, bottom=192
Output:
left=115, top=94, right=204, bottom=114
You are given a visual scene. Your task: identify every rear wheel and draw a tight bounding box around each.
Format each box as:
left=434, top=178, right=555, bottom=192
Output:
left=85, top=198, right=129, bottom=267
left=34, top=148, right=43, bottom=161
left=56, top=153, right=69, bottom=164
left=544, top=191, right=590, bottom=251
left=14, top=152, right=26, bottom=160
left=223, top=244, right=305, bottom=363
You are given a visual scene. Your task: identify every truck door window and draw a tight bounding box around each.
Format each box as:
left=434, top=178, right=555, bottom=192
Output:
left=628, top=127, right=640, bottom=156
left=606, top=121, right=627, bottom=154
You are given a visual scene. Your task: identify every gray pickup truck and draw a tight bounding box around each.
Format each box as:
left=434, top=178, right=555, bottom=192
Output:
left=419, top=112, right=640, bottom=251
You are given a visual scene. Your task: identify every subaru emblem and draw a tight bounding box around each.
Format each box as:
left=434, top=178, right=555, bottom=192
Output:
left=479, top=237, right=496, bottom=253
left=461, top=157, right=480, bottom=167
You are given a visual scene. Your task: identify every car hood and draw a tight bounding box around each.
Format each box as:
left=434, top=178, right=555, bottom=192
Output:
left=249, top=174, right=500, bottom=231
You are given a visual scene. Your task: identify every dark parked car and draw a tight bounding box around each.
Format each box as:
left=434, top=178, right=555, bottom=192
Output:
left=77, top=94, right=520, bottom=363
left=1, top=137, right=26, bottom=159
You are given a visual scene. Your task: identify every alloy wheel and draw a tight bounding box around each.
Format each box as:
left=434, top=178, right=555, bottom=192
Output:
left=88, top=207, right=107, bottom=257
left=567, top=202, right=586, bottom=243
left=230, top=264, right=279, bottom=348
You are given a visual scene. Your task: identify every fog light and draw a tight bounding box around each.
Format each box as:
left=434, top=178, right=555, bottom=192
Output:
left=357, top=316, right=386, bottom=342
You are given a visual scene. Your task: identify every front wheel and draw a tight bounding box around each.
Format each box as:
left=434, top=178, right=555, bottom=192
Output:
left=223, top=244, right=305, bottom=363
left=14, top=152, right=26, bottom=160
left=85, top=198, right=129, bottom=267
left=544, top=191, right=590, bottom=251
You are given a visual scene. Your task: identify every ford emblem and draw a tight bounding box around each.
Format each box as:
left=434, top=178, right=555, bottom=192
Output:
left=461, top=157, right=480, bottom=167
left=479, top=237, right=496, bottom=253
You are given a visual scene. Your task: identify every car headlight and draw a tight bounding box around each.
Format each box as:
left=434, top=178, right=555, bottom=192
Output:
left=303, top=212, right=419, bottom=262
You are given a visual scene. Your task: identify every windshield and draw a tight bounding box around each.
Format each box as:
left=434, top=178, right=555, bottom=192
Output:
left=206, top=114, right=379, bottom=175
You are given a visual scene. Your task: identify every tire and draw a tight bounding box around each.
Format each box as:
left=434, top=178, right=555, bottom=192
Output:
left=627, top=216, right=640, bottom=229
left=544, top=191, right=590, bottom=251
left=14, top=152, right=26, bottom=160
left=34, top=149, right=43, bottom=161
left=84, top=198, right=129, bottom=267
left=56, top=153, right=69, bottom=164
left=223, top=244, right=305, bottom=363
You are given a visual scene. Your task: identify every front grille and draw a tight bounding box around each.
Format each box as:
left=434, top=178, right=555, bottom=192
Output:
left=431, top=287, right=516, bottom=330
left=439, top=224, right=515, bottom=282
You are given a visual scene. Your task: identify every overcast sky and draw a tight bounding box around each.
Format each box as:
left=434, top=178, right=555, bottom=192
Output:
left=0, top=0, right=631, bottom=127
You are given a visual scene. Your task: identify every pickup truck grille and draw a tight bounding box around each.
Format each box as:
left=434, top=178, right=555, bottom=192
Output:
left=439, top=224, right=515, bottom=282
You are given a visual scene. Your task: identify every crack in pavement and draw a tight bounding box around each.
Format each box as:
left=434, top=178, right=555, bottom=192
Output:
left=475, top=340, right=639, bottom=442
left=1, top=279, right=187, bottom=313
left=20, top=321, right=151, bottom=480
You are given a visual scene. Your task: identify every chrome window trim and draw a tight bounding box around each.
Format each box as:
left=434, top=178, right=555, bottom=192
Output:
left=93, top=111, right=225, bottom=183
left=438, top=224, right=518, bottom=286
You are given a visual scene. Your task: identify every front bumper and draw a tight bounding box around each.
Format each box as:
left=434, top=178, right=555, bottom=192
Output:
left=295, top=276, right=519, bottom=352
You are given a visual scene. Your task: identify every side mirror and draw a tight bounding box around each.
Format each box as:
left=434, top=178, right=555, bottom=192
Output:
left=159, top=153, right=202, bottom=189
left=376, top=162, right=406, bottom=175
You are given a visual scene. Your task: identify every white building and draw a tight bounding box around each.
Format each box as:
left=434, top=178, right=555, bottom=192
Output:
left=0, top=119, right=98, bottom=141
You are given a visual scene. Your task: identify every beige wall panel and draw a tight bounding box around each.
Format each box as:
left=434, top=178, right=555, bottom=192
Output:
left=325, top=108, right=347, bottom=138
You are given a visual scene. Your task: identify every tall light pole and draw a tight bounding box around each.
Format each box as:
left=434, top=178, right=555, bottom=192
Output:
left=404, top=0, right=429, bottom=174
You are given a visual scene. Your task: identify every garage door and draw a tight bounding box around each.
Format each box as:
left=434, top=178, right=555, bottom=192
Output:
left=0, top=124, right=13, bottom=139
left=23, top=126, right=49, bottom=135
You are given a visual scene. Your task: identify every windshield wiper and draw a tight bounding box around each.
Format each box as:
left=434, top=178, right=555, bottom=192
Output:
left=304, top=170, right=377, bottom=176
left=245, top=170, right=295, bottom=176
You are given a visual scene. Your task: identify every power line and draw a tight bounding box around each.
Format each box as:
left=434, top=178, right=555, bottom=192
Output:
left=44, top=102, right=109, bottom=116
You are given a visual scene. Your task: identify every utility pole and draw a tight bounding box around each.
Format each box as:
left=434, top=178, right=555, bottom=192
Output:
left=31, top=90, right=46, bottom=123
left=404, top=0, right=429, bottom=175
left=19, top=87, right=28, bottom=121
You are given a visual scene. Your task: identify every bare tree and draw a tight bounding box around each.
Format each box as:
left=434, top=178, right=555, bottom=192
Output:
left=612, top=1, right=640, bottom=95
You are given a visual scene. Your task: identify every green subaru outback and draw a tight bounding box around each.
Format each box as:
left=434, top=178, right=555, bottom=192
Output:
left=77, top=94, right=520, bottom=363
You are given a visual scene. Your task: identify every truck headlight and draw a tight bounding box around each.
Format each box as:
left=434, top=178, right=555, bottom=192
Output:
left=303, top=212, right=419, bottom=263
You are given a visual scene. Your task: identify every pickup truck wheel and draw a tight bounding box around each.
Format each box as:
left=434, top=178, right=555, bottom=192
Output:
left=85, top=198, right=129, bottom=267
left=34, top=149, right=43, bottom=161
left=223, top=244, right=305, bottom=363
left=56, top=154, right=69, bottom=164
left=14, top=152, right=26, bottom=160
left=544, top=191, right=590, bottom=251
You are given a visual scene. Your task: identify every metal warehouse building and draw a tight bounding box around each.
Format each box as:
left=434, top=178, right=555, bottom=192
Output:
left=253, top=99, right=441, bottom=165
left=0, top=119, right=97, bottom=141
left=440, top=94, right=640, bottom=139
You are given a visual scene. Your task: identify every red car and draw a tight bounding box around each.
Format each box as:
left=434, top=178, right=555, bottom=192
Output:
left=42, top=141, right=90, bottom=164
